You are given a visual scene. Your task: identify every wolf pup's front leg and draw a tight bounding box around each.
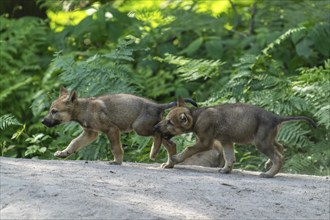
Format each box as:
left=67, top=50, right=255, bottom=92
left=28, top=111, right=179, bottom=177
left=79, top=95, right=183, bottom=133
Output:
left=160, top=139, right=177, bottom=168
left=54, top=129, right=98, bottom=158
left=106, top=127, right=124, bottom=165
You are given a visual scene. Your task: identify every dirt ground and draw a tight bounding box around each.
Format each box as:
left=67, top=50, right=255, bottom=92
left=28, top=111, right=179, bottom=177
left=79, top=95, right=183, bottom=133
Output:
left=0, top=157, right=329, bottom=220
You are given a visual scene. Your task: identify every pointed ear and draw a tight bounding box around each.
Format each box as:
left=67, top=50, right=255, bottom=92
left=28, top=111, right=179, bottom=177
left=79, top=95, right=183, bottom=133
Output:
left=179, top=113, right=188, bottom=124
left=67, top=91, right=77, bottom=102
left=59, top=86, right=68, bottom=97
left=179, top=113, right=193, bottom=128
left=177, top=96, right=187, bottom=107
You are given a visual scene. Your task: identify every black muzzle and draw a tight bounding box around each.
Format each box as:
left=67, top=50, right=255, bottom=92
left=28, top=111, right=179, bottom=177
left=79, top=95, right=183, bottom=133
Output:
left=42, top=118, right=61, bottom=128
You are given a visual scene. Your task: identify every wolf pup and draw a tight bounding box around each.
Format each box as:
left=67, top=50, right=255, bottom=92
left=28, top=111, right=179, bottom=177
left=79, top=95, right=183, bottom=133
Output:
left=155, top=97, right=316, bottom=178
left=42, top=87, right=197, bottom=167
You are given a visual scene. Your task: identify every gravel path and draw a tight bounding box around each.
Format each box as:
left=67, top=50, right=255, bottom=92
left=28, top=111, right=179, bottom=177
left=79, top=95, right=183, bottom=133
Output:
left=1, top=157, right=329, bottom=219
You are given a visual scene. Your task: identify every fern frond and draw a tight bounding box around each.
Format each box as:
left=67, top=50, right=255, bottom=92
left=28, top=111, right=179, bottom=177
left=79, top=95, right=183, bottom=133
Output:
left=284, top=154, right=318, bottom=175
left=278, top=122, right=313, bottom=150
left=101, top=36, right=136, bottom=62
left=293, top=61, right=330, bottom=129
left=309, top=23, right=330, bottom=57
left=0, top=114, right=22, bottom=130
left=262, top=27, right=306, bottom=55
left=0, top=17, right=48, bottom=73
left=156, top=53, right=224, bottom=81
left=49, top=36, right=138, bottom=97
left=0, top=77, right=33, bottom=103
left=314, top=105, right=330, bottom=129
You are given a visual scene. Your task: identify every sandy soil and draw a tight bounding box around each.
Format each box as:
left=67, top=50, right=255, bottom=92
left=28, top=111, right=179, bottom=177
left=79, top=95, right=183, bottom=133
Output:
left=1, top=157, right=329, bottom=220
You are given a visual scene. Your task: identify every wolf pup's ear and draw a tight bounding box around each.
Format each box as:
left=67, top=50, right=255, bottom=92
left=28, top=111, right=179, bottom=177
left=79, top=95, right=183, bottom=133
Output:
left=67, top=91, right=77, bottom=102
left=179, top=113, right=192, bottom=128
left=177, top=96, right=187, bottom=107
left=60, top=86, right=68, bottom=97
left=179, top=113, right=188, bottom=124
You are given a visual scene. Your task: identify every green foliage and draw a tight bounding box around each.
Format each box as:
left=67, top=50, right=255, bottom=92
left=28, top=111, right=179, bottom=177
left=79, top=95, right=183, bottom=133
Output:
left=51, top=37, right=137, bottom=96
left=0, top=17, right=48, bottom=73
left=155, top=54, right=224, bottom=81
left=0, top=16, right=51, bottom=117
left=1, top=0, right=329, bottom=175
left=24, top=134, right=50, bottom=157
left=0, top=114, right=22, bottom=157
left=0, top=114, right=22, bottom=130
left=0, top=15, right=53, bottom=159
left=235, top=147, right=267, bottom=172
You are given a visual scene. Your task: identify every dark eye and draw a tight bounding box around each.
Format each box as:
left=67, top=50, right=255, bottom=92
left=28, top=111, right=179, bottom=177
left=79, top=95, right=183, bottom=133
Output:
left=51, top=109, right=58, bottom=114
left=167, top=120, right=173, bottom=126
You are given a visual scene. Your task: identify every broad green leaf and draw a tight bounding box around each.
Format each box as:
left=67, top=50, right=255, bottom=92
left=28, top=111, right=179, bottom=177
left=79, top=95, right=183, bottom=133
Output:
left=295, top=39, right=313, bottom=58
left=179, top=37, right=203, bottom=55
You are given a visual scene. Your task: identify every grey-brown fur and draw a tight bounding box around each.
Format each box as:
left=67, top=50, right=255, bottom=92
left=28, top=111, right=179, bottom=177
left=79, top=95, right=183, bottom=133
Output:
left=42, top=87, right=197, bottom=167
left=155, top=97, right=316, bottom=177
left=179, top=141, right=224, bottom=168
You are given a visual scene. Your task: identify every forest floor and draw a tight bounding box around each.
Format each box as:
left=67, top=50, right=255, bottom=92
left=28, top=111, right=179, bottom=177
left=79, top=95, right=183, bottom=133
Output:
left=0, top=157, right=329, bottom=220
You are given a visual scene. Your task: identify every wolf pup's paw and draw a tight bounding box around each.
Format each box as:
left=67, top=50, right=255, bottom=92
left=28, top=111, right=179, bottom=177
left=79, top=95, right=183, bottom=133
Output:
left=259, top=172, right=274, bottom=178
left=54, top=151, right=70, bottom=158
left=161, top=162, right=174, bottom=169
left=219, top=167, right=232, bottom=174
left=109, top=161, right=122, bottom=165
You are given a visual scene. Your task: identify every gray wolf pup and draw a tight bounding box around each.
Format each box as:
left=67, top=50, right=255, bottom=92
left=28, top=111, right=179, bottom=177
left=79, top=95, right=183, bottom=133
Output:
left=42, top=87, right=197, bottom=167
left=155, top=97, right=316, bottom=177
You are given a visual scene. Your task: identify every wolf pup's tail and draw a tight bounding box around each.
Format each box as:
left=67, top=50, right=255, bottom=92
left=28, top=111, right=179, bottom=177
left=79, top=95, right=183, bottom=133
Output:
left=278, top=116, right=317, bottom=128
left=163, top=98, right=198, bottom=109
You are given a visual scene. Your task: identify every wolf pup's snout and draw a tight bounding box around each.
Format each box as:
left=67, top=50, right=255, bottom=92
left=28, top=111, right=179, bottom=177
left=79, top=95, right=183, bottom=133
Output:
left=154, top=123, right=165, bottom=134
left=154, top=123, right=173, bottom=140
left=41, top=118, right=49, bottom=126
left=42, top=118, right=60, bottom=128
left=154, top=124, right=160, bottom=131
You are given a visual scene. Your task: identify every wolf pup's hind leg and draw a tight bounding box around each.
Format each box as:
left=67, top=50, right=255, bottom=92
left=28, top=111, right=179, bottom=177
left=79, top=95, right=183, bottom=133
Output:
left=255, top=128, right=283, bottom=178
left=219, top=142, right=235, bottom=174
left=106, top=127, right=124, bottom=165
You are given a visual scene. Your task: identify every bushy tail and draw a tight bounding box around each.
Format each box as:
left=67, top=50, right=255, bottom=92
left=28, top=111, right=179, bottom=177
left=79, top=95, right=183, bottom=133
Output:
left=162, top=98, right=198, bottom=110
left=279, top=116, right=316, bottom=128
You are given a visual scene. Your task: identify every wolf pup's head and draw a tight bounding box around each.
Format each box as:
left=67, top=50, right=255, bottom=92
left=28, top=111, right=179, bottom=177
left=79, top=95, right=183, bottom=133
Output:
left=154, top=97, right=194, bottom=139
left=42, top=87, right=77, bottom=128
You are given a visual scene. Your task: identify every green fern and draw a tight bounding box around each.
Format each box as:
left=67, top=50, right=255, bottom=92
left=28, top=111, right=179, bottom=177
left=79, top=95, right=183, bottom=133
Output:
left=0, top=77, right=33, bottom=103
left=278, top=123, right=313, bottom=150
left=155, top=53, right=224, bottom=81
left=284, top=154, right=318, bottom=175
left=0, top=16, right=50, bottom=117
left=294, top=61, right=330, bottom=129
left=314, top=105, right=330, bottom=129
left=0, top=17, right=48, bottom=73
left=50, top=37, right=137, bottom=97
left=0, top=114, right=22, bottom=130
left=262, top=27, right=306, bottom=56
